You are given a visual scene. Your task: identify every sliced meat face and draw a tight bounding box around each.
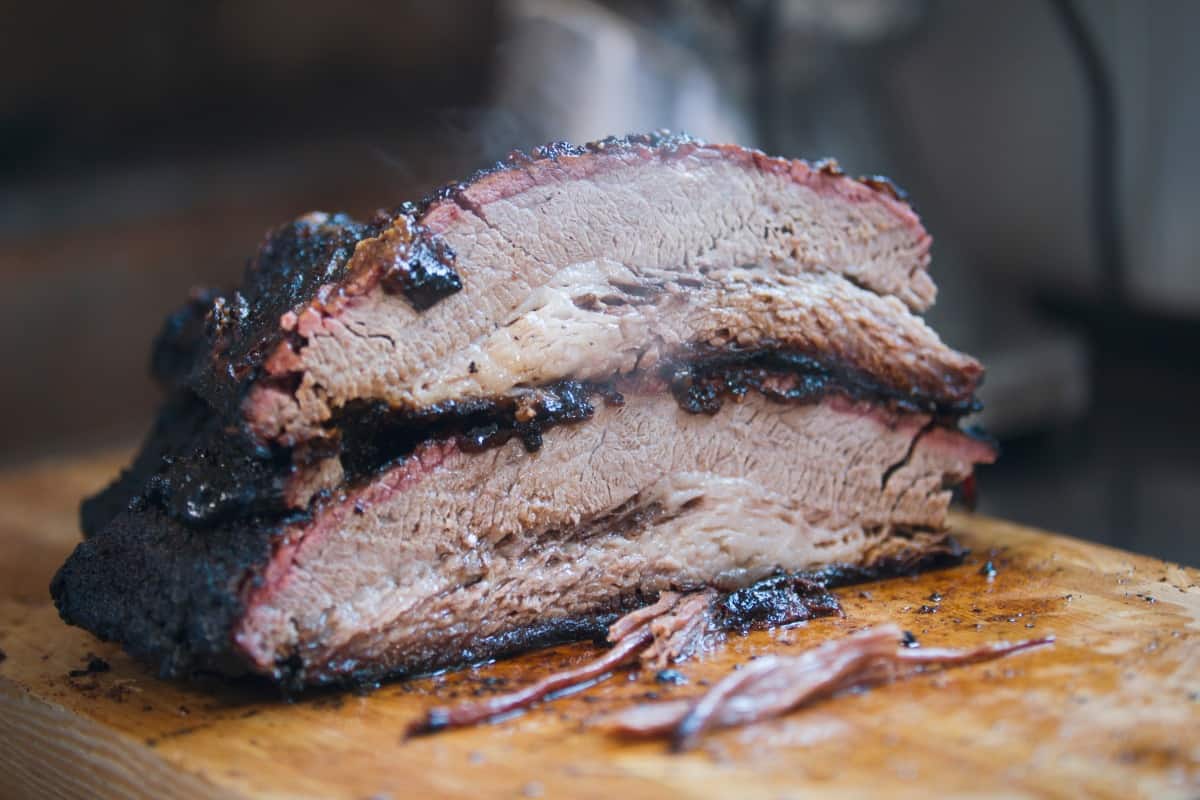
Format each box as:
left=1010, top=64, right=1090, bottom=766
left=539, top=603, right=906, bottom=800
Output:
left=231, top=392, right=991, bottom=685
left=183, top=135, right=941, bottom=447
left=247, top=266, right=978, bottom=446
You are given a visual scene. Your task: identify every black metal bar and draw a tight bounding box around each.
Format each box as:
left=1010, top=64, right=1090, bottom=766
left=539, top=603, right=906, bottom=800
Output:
left=1047, top=0, right=1125, bottom=303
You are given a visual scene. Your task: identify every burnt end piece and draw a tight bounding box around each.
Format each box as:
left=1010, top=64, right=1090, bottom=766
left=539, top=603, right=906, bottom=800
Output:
left=371, top=218, right=462, bottom=310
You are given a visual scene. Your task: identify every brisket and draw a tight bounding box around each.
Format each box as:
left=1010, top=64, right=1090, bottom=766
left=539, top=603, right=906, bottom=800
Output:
left=52, top=133, right=995, bottom=688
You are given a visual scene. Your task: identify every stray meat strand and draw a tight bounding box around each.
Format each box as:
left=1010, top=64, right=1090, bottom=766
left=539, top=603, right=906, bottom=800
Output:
left=593, top=624, right=1054, bottom=750
left=642, top=591, right=722, bottom=669
left=408, top=590, right=713, bottom=735
left=406, top=625, right=654, bottom=736
left=607, top=592, right=682, bottom=642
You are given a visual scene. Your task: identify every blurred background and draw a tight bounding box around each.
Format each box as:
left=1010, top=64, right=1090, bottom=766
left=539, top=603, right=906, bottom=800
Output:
left=1, top=0, right=1196, bottom=564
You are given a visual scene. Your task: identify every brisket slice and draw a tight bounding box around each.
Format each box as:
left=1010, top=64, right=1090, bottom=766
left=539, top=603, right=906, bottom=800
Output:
left=189, top=133, right=942, bottom=439
left=53, top=133, right=994, bottom=688
left=57, top=391, right=991, bottom=686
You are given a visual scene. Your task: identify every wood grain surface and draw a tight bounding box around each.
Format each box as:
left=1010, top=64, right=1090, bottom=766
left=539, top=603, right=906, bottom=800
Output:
left=0, top=451, right=1197, bottom=799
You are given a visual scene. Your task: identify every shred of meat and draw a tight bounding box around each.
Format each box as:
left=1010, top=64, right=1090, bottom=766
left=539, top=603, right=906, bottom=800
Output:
left=406, top=626, right=654, bottom=736
left=407, top=590, right=714, bottom=735
left=607, top=592, right=682, bottom=642
left=594, top=623, right=1054, bottom=751
left=641, top=590, right=721, bottom=670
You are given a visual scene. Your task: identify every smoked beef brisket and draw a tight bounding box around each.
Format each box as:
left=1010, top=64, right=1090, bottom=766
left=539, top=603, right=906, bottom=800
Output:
left=53, top=133, right=994, bottom=687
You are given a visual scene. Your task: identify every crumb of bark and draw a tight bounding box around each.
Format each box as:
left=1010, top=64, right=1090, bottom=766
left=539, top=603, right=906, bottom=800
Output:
left=68, top=657, right=110, bottom=678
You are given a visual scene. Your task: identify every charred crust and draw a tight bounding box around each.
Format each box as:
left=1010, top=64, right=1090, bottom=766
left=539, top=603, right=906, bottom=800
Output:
left=192, top=213, right=378, bottom=417
left=52, top=505, right=277, bottom=680
left=140, top=431, right=294, bottom=529
left=80, top=392, right=199, bottom=538
left=379, top=234, right=461, bottom=310
left=586, top=130, right=697, bottom=152
left=665, top=347, right=981, bottom=418
left=717, top=574, right=842, bottom=632
left=343, top=213, right=462, bottom=311
left=150, top=287, right=222, bottom=391
left=334, top=379, right=603, bottom=478
left=83, top=391, right=298, bottom=533
left=138, top=395, right=295, bottom=528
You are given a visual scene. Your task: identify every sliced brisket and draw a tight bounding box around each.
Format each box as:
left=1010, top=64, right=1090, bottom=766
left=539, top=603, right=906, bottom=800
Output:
left=52, top=134, right=995, bottom=688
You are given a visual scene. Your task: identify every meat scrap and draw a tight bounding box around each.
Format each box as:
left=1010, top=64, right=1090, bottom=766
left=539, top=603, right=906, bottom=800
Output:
left=642, top=591, right=722, bottom=670
left=408, top=591, right=715, bottom=735
left=595, top=624, right=1054, bottom=751
left=407, top=623, right=655, bottom=736
left=606, top=591, right=684, bottom=642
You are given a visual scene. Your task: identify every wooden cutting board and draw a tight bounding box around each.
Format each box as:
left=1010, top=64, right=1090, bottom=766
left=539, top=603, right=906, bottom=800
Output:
left=0, top=452, right=1197, bottom=799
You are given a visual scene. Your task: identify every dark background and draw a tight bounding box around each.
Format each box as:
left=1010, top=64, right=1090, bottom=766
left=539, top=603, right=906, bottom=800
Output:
left=1, top=0, right=1196, bottom=564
